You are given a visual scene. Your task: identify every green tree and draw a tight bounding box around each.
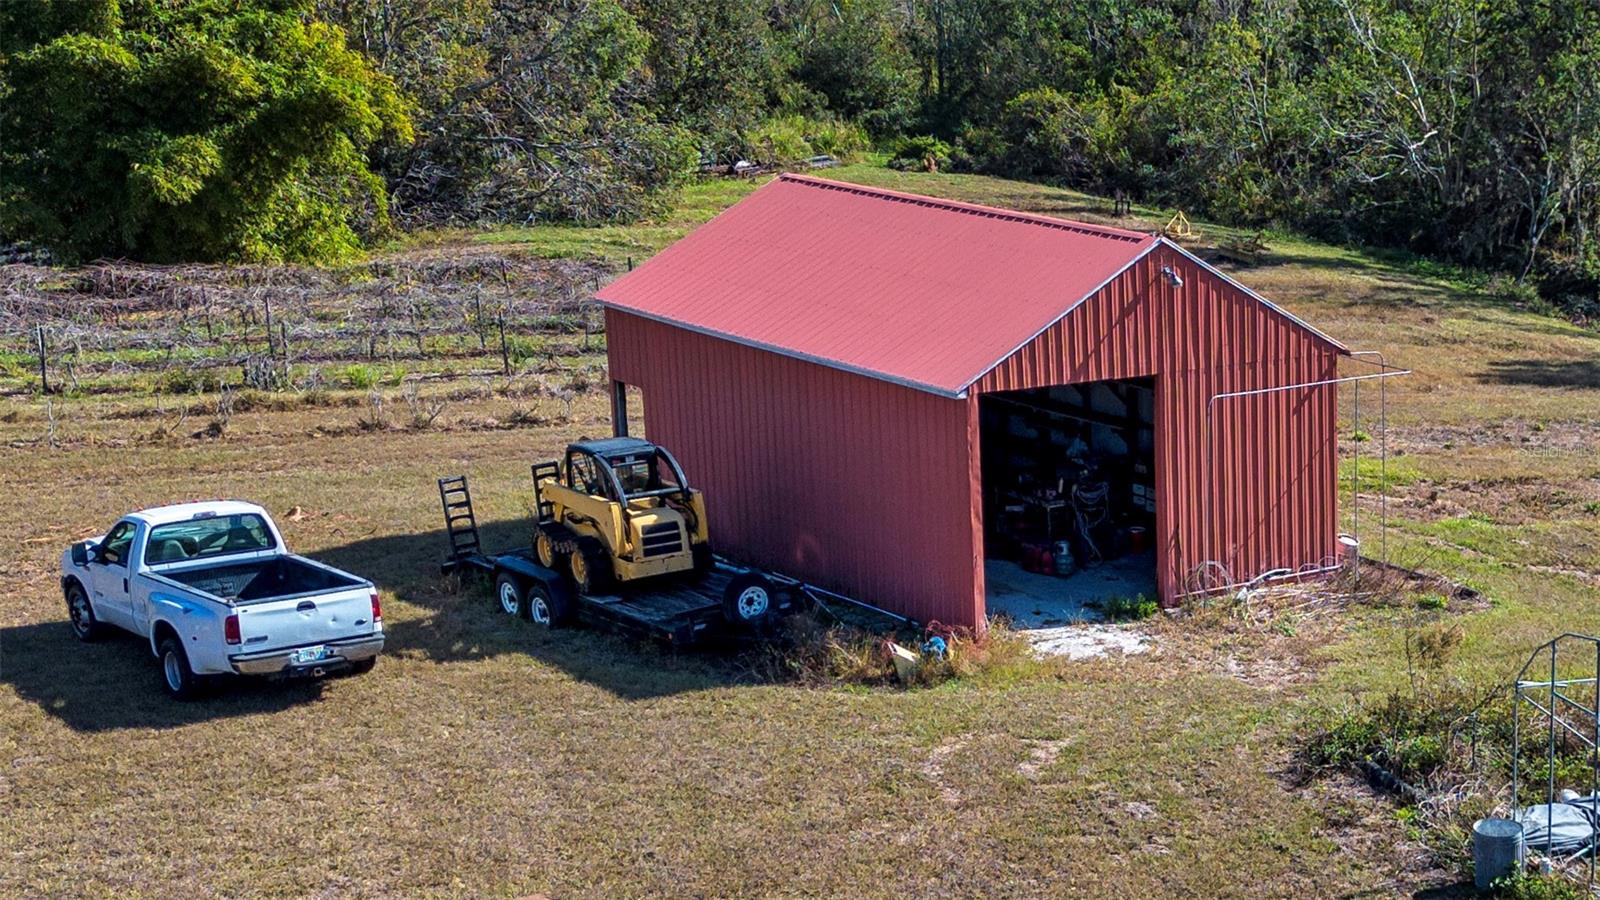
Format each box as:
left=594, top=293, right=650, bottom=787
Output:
left=631, top=0, right=785, bottom=160
left=0, top=0, right=412, bottom=263
left=324, top=0, right=695, bottom=223
left=787, top=0, right=917, bottom=136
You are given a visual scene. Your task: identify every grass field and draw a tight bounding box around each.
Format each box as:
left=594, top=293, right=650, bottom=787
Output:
left=3, top=164, right=1598, bottom=897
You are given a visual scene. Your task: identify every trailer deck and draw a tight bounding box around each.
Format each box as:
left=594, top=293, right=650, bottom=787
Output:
left=438, top=476, right=796, bottom=645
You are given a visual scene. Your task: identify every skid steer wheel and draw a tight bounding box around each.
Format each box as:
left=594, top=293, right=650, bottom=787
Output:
left=568, top=538, right=614, bottom=595
left=495, top=572, right=527, bottom=617
left=534, top=527, right=565, bottom=571
left=525, top=580, right=572, bottom=628
left=690, top=542, right=715, bottom=580
left=722, top=571, right=777, bottom=629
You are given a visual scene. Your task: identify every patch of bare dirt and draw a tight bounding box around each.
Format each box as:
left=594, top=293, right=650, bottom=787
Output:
left=920, top=738, right=966, bottom=805
left=1291, top=771, right=1460, bottom=895
left=1387, top=474, right=1600, bottom=524
left=1016, top=738, right=1073, bottom=779
left=1386, top=419, right=1600, bottom=455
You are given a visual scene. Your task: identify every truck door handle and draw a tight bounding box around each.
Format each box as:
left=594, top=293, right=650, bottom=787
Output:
left=296, top=601, right=316, bottom=612
left=123, top=578, right=128, bottom=592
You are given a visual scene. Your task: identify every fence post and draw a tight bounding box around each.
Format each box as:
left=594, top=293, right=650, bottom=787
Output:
left=263, top=296, right=275, bottom=357
left=498, top=314, right=511, bottom=375
left=35, top=325, right=49, bottom=394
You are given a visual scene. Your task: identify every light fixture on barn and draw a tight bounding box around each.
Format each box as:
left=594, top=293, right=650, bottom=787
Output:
left=1160, top=266, right=1183, bottom=287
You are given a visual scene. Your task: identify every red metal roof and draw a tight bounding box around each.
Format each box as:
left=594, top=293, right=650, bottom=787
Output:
left=598, top=174, right=1337, bottom=397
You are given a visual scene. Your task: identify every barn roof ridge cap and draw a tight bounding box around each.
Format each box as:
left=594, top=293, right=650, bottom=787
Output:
left=774, top=173, right=1154, bottom=244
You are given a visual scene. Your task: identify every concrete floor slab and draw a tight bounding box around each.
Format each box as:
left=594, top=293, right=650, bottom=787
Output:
left=984, top=552, right=1158, bottom=627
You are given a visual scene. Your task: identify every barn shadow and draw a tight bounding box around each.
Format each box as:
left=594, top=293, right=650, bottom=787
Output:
left=0, top=622, right=327, bottom=732
left=312, top=517, right=765, bottom=702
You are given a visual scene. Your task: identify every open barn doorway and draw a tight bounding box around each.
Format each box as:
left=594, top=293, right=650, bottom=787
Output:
left=978, top=377, right=1159, bottom=626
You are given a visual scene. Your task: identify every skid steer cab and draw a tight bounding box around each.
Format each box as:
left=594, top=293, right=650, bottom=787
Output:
left=532, top=438, right=714, bottom=595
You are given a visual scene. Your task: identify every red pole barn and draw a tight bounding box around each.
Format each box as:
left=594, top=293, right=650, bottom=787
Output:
left=599, top=174, right=1347, bottom=629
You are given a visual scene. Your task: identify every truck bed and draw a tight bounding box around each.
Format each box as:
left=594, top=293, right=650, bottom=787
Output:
left=161, top=556, right=363, bottom=603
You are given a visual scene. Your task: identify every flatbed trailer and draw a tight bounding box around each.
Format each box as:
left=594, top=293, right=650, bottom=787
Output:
left=437, top=475, right=802, bottom=645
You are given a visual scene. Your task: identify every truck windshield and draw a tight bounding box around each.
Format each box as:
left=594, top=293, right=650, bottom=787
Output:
left=145, top=513, right=276, bottom=565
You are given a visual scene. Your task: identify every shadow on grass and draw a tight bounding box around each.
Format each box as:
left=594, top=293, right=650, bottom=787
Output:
left=315, top=516, right=761, bottom=703
left=1476, top=358, right=1600, bottom=389
left=0, top=622, right=326, bottom=732
left=1, top=515, right=765, bottom=731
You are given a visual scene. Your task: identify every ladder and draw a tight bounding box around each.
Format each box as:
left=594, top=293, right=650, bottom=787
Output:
left=437, top=475, right=481, bottom=562
left=531, top=461, right=560, bottom=523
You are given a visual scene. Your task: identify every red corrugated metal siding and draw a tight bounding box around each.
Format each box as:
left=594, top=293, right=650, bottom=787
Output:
left=607, top=308, right=984, bottom=627
left=973, top=247, right=1341, bottom=604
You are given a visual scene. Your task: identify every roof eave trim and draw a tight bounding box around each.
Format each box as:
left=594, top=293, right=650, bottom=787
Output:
left=1158, top=238, right=1351, bottom=355
left=598, top=302, right=969, bottom=400
left=958, top=239, right=1162, bottom=393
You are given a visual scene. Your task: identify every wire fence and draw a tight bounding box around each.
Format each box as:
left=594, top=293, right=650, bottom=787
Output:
left=0, top=252, right=619, bottom=394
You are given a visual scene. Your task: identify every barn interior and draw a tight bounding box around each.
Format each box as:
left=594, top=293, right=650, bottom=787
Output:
left=978, top=377, right=1159, bottom=626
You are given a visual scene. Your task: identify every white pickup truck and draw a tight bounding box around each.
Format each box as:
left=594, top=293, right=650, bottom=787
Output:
left=60, top=501, right=384, bottom=699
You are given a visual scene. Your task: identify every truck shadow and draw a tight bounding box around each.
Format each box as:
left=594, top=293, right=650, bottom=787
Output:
left=313, top=519, right=766, bottom=702
left=0, top=622, right=327, bottom=732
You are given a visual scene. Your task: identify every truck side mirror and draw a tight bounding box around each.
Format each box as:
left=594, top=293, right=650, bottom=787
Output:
left=70, top=541, right=92, bottom=566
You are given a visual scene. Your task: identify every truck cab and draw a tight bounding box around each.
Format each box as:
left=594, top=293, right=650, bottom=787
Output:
left=532, top=438, right=712, bottom=593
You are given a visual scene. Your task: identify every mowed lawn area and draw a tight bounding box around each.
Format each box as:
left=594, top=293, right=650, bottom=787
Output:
left=3, top=166, right=1598, bottom=896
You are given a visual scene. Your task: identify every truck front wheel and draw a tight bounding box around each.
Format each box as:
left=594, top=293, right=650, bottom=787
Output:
left=157, top=636, right=202, bottom=700
left=65, top=582, right=104, bottom=642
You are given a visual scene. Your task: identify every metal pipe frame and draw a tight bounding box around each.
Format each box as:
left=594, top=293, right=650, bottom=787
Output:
left=1198, top=357, right=1410, bottom=593
left=1509, top=633, right=1600, bottom=882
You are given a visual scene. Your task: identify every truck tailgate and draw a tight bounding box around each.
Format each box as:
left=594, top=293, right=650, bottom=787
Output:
left=234, top=585, right=378, bottom=653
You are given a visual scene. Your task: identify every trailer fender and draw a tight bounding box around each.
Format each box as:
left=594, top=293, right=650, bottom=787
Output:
left=493, top=555, right=563, bottom=588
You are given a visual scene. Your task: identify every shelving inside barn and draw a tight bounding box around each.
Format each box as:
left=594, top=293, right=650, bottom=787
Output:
left=978, top=377, right=1159, bottom=621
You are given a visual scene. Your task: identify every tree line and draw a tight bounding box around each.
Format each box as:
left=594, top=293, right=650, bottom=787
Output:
left=2, top=0, right=1595, bottom=314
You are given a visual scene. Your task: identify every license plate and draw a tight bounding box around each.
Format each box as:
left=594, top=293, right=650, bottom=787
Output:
left=290, top=645, right=328, bottom=665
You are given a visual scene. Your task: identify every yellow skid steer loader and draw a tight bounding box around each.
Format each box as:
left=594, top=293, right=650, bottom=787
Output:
left=531, top=438, right=713, bottom=595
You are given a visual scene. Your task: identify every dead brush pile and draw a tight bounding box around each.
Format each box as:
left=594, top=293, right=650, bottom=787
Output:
left=748, top=613, right=1064, bottom=688
left=1182, top=545, right=1485, bottom=636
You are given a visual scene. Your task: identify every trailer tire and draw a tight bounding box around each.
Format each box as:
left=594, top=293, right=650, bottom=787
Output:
left=495, top=572, right=527, bottom=617
left=569, top=538, right=613, bottom=595
left=723, top=571, right=777, bottom=628
left=526, top=580, right=572, bottom=628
